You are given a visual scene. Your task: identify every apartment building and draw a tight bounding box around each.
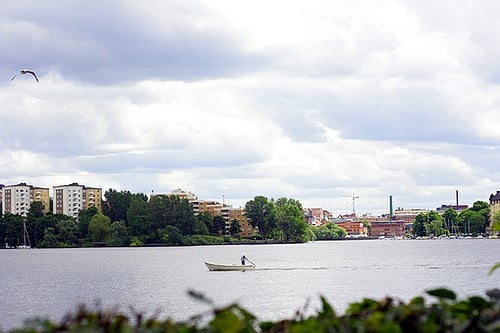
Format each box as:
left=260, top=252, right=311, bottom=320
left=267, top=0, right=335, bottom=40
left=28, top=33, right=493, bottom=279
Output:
left=1, top=183, right=50, bottom=216
left=228, top=207, right=255, bottom=237
left=168, top=189, right=256, bottom=237
left=53, top=183, right=102, bottom=218
left=304, top=208, right=333, bottom=225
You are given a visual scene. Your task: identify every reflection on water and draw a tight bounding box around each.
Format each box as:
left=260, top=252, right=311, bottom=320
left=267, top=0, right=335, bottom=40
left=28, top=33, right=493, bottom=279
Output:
left=0, top=239, right=499, bottom=331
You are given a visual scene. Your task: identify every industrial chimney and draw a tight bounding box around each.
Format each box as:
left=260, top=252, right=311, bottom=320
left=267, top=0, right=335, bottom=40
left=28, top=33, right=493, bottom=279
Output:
left=389, top=195, right=393, bottom=218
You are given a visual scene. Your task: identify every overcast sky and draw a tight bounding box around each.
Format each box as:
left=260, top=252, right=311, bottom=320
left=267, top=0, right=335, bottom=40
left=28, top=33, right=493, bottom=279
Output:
left=1, top=1, right=499, bottom=215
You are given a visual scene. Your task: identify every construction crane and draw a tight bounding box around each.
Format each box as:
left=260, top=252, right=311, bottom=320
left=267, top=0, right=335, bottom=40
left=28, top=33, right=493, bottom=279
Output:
left=341, top=193, right=359, bottom=215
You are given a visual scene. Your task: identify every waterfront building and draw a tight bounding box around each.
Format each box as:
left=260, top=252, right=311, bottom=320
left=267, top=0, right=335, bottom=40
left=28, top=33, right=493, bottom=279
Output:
left=304, top=208, right=333, bottom=225
left=170, top=188, right=198, bottom=201
left=436, top=204, right=468, bottom=214
left=489, top=190, right=500, bottom=232
left=392, top=208, right=429, bottom=224
left=1, top=183, right=50, bottom=216
left=228, top=207, right=255, bottom=237
left=53, top=183, right=102, bottom=218
left=369, top=221, right=407, bottom=238
left=335, top=220, right=367, bottom=237
left=168, top=188, right=255, bottom=237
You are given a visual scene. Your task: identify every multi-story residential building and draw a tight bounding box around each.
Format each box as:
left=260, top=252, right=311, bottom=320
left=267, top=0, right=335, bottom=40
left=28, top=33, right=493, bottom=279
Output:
left=53, top=183, right=102, bottom=218
left=489, top=190, right=500, bottom=232
left=168, top=189, right=256, bottom=237
left=304, top=208, right=333, bottom=225
left=228, top=207, right=255, bottom=237
left=1, top=183, right=50, bottom=216
left=170, top=188, right=198, bottom=201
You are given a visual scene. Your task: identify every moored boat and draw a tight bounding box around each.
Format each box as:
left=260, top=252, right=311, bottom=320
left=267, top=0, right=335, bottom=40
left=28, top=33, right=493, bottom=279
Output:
left=204, top=261, right=256, bottom=271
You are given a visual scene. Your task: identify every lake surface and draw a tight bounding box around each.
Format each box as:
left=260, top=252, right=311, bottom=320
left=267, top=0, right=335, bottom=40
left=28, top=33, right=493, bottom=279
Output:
left=1, top=239, right=499, bottom=331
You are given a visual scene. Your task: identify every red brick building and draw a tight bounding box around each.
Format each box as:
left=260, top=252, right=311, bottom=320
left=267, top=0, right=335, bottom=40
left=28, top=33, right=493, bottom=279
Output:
left=369, top=221, right=407, bottom=238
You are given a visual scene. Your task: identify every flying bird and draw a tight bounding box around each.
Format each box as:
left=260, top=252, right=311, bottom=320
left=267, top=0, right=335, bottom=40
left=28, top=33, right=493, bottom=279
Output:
left=11, top=69, right=39, bottom=82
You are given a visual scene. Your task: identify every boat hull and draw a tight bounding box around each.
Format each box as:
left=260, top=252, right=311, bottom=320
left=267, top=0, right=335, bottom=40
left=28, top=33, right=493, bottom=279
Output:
left=204, top=262, right=255, bottom=271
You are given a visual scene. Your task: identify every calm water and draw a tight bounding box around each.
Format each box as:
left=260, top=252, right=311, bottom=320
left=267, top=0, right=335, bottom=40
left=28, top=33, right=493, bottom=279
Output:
left=1, top=239, right=499, bottom=331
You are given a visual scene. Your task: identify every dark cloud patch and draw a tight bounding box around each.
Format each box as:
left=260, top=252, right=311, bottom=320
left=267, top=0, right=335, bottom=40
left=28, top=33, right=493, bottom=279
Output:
left=1, top=1, right=274, bottom=84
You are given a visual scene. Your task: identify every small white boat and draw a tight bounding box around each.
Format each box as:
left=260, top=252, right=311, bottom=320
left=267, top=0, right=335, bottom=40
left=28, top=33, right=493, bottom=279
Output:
left=204, top=262, right=256, bottom=271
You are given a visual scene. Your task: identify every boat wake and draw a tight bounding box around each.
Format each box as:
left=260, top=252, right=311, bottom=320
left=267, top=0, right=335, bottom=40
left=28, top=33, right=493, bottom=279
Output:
left=256, top=267, right=328, bottom=271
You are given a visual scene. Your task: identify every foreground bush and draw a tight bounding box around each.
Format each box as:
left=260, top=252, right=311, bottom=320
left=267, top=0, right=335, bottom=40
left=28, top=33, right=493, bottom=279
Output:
left=7, top=288, right=499, bottom=333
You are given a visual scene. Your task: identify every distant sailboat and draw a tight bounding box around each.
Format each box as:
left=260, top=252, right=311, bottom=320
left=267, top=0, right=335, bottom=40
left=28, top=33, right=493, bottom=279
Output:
left=17, top=222, right=31, bottom=249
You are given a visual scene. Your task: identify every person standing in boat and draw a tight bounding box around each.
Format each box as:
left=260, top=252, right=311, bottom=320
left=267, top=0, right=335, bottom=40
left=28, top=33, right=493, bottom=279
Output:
left=241, top=255, right=247, bottom=265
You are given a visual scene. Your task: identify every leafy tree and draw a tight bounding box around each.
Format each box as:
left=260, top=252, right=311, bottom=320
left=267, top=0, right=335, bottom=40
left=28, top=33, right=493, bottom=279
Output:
left=28, top=201, right=45, bottom=218
left=32, top=214, right=59, bottom=247
left=40, top=227, right=58, bottom=248
left=159, top=225, right=183, bottom=245
left=127, top=194, right=152, bottom=241
left=413, top=213, right=428, bottom=237
left=470, top=200, right=490, bottom=232
left=197, top=212, right=214, bottom=233
left=147, top=195, right=195, bottom=238
left=212, top=215, right=226, bottom=235
left=425, top=211, right=445, bottom=236
left=3, top=213, right=25, bottom=247
left=493, top=211, right=500, bottom=233
left=193, top=217, right=209, bottom=235
left=274, top=197, right=308, bottom=241
left=103, top=189, right=147, bottom=224
left=89, top=214, right=111, bottom=244
left=0, top=214, right=5, bottom=247
left=311, top=223, right=346, bottom=240
left=56, top=218, right=78, bottom=247
left=443, top=208, right=458, bottom=234
left=245, top=196, right=275, bottom=238
left=459, top=209, right=486, bottom=235
left=108, top=221, right=129, bottom=246
left=229, top=219, right=241, bottom=237
left=77, top=206, right=99, bottom=240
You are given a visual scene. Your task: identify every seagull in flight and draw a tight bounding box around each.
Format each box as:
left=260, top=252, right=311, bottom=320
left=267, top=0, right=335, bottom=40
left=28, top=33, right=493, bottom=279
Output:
left=11, top=69, right=39, bottom=82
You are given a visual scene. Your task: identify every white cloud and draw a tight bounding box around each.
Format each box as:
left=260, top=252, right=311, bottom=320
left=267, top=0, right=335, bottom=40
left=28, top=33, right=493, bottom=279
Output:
left=1, top=1, right=499, bottom=215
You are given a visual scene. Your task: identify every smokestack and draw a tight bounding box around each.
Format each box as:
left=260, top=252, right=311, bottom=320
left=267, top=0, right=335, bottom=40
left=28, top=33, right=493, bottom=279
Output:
left=456, top=190, right=459, bottom=206
left=389, top=195, right=393, bottom=218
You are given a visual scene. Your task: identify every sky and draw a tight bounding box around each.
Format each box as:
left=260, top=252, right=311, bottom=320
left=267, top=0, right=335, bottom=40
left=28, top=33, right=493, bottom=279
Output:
left=1, top=1, right=499, bottom=216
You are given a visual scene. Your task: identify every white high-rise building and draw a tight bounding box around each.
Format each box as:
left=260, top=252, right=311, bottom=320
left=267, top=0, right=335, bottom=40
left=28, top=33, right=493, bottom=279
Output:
left=53, top=183, right=102, bottom=218
left=1, top=183, right=50, bottom=216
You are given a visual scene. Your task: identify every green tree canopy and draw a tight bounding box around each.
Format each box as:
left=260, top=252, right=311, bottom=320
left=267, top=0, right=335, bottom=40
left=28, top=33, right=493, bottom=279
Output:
left=245, top=196, right=275, bottom=238
left=103, top=189, right=148, bottom=224
left=89, top=213, right=111, bottom=244
left=413, top=213, right=428, bottom=237
left=493, top=211, right=500, bottom=233
left=212, top=215, right=226, bottom=235
left=127, top=194, right=151, bottom=240
left=229, top=219, right=241, bottom=237
left=108, top=221, right=129, bottom=247
left=273, top=197, right=308, bottom=241
left=77, top=206, right=99, bottom=240
left=146, top=195, right=195, bottom=238
left=312, top=223, right=346, bottom=240
left=443, top=208, right=458, bottom=234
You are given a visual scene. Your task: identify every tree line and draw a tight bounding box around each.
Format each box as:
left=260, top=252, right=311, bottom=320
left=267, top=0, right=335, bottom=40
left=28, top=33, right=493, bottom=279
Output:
left=412, top=200, right=492, bottom=237
left=1, top=189, right=337, bottom=248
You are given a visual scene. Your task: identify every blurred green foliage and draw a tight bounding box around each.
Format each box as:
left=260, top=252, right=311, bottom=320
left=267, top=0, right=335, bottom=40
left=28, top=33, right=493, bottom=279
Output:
left=7, top=288, right=499, bottom=333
